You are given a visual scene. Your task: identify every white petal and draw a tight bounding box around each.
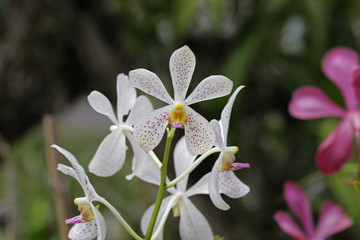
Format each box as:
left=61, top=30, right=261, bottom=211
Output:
left=210, top=119, right=224, bottom=149
left=57, top=164, right=77, bottom=180
left=125, top=96, right=154, bottom=126
left=52, top=145, right=87, bottom=190
left=186, top=172, right=211, bottom=197
left=208, top=158, right=230, bottom=210
left=174, top=136, right=196, bottom=192
left=92, top=204, right=106, bottom=240
left=116, top=73, right=137, bottom=120
left=184, top=75, right=233, bottom=105
left=184, top=106, right=215, bottom=156
left=129, top=69, right=173, bottom=104
left=88, top=130, right=126, bottom=177
left=126, top=132, right=161, bottom=185
left=87, top=91, right=118, bottom=125
left=140, top=196, right=173, bottom=240
left=218, top=170, right=249, bottom=199
left=179, top=197, right=214, bottom=240
left=68, top=222, right=97, bottom=240
left=170, top=46, right=196, bottom=102
left=221, top=86, right=244, bottom=143
left=133, top=105, right=172, bottom=152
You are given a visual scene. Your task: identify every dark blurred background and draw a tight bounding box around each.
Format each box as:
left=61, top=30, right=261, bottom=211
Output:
left=1, top=0, right=360, bottom=239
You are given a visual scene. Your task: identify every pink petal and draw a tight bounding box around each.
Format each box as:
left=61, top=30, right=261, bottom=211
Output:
left=273, top=211, right=307, bottom=240
left=316, top=119, right=353, bottom=174
left=184, top=106, right=215, bottom=155
left=289, top=86, right=345, bottom=119
left=184, top=75, right=233, bottom=106
left=170, top=46, right=196, bottom=102
left=133, top=105, right=172, bottom=152
left=129, top=69, right=173, bottom=105
left=352, top=67, right=360, bottom=102
left=322, top=47, right=359, bottom=110
left=284, top=182, right=314, bottom=236
left=314, top=201, right=353, bottom=239
left=66, top=215, right=86, bottom=224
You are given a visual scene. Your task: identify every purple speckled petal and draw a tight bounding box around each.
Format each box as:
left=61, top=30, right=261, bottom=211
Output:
left=230, top=162, right=250, bottom=171
left=284, top=182, right=314, bottom=237
left=273, top=211, right=307, bottom=240
left=210, top=119, right=225, bottom=149
left=322, top=47, right=359, bottom=110
left=88, top=129, right=126, bottom=177
left=133, top=105, right=172, bottom=152
left=88, top=91, right=118, bottom=125
left=174, top=136, right=196, bottom=192
left=186, top=172, right=211, bottom=197
left=125, top=132, right=161, bottom=185
left=179, top=197, right=214, bottom=240
left=129, top=69, right=173, bottom=104
left=217, top=167, right=249, bottom=199
left=116, top=73, right=137, bottom=120
left=208, top=158, right=230, bottom=210
left=289, top=86, right=345, bottom=119
left=184, top=106, right=215, bottom=156
left=314, top=201, right=353, bottom=239
left=170, top=46, right=196, bottom=102
left=68, top=221, right=97, bottom=240
left=66, top=215, right=86, bottom=224
left=92, top=204, right=106, bottom=240
left=221, top=86, right=244, bottom=143
left=184, top=75, right=233, bottom=106
left=125, top=96, right=153, bottom=126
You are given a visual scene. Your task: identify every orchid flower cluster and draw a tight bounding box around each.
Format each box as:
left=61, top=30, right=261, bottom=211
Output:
left=272, top=47, right=360, bottom=239
left=53, top=46, right=250, bottom=240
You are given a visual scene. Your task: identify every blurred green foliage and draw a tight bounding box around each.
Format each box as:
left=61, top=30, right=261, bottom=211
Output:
left=1, top=0, right=360, bottom=239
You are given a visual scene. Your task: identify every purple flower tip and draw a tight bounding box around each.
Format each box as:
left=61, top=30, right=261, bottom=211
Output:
left=171, top=122, right=184, bottom=129
left=230, top=162, right=250, bottom=171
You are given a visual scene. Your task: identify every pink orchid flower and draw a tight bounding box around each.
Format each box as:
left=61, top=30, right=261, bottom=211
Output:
left=129, top=45, right=233, bottom=156
left=274, top=181, right=352, bottom=240
left=289, top=47, right=360, bottom=174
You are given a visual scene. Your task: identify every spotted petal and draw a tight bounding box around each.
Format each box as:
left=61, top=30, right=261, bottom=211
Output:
left=273, top=211, right=307, bottom=240
left=322, top=47, right=359, bottom=110
left=179, top=197, right=214, bottom=240
left=284, top=181, right=314, bottom=236
left=68, top=221, right=97, bottom=240
left=129, top=69, right=173, bottom=104
left=220, top=86, right=244, bottom=142
left=289, top=86, right=345, bottom=119
left=170, top=46, right=196, bottom=102
left=184, top=76, right=233, bottom=105
left=314, top=201, right=353, bottom=239
left=116, top=73, right=137, bottom=120
left=92, top=205, right=106, bottom=240
left=133, top=105, right=172, bottom=152
left=125, top=96, right=153, bottom=126
left=125, top=132, right=160, bottom=185
left=184, top=106, right=215, bottom=155
left=174, top=136, right=196, bottom=192
left=88, top=129, right=126, bottom=177
left=209, top=159, right=230, bottom=210
left=210, top=119, right=225, bottom=149
left=316, top=118, right=353, bottom=174
left=88, top=91, right=118, bottom=125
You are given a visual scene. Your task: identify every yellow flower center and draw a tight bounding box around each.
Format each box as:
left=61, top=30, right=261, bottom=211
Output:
left=220, top=147, right=238, bottom=171
left=168, top=103, right=188, bottom=127
left=74, top=197, right=95, bottom=221
left=172, top=203, right=181, bottom=218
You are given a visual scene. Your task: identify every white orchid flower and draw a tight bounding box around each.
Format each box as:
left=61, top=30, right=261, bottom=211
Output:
left=140, top=137, right=213, bottom=240
left=208, top=86, right=250, bottom=210
left=87, top=73, right=153, bottom=176
left=129, top=45, right=233, bottom=156
left=52, top=144, right=106, bottom=240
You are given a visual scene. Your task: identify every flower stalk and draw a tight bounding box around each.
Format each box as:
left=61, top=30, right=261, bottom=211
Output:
left=145, top=128, right=176, bottom=239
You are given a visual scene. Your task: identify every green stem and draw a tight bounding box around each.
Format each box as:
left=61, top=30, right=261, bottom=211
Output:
left=94, top=198, right=143, bottom=240
left=145, top=128, right=175, bottom=239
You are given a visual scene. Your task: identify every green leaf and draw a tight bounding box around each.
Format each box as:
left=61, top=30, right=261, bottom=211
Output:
left=353, top=181, right=360, bottom=192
